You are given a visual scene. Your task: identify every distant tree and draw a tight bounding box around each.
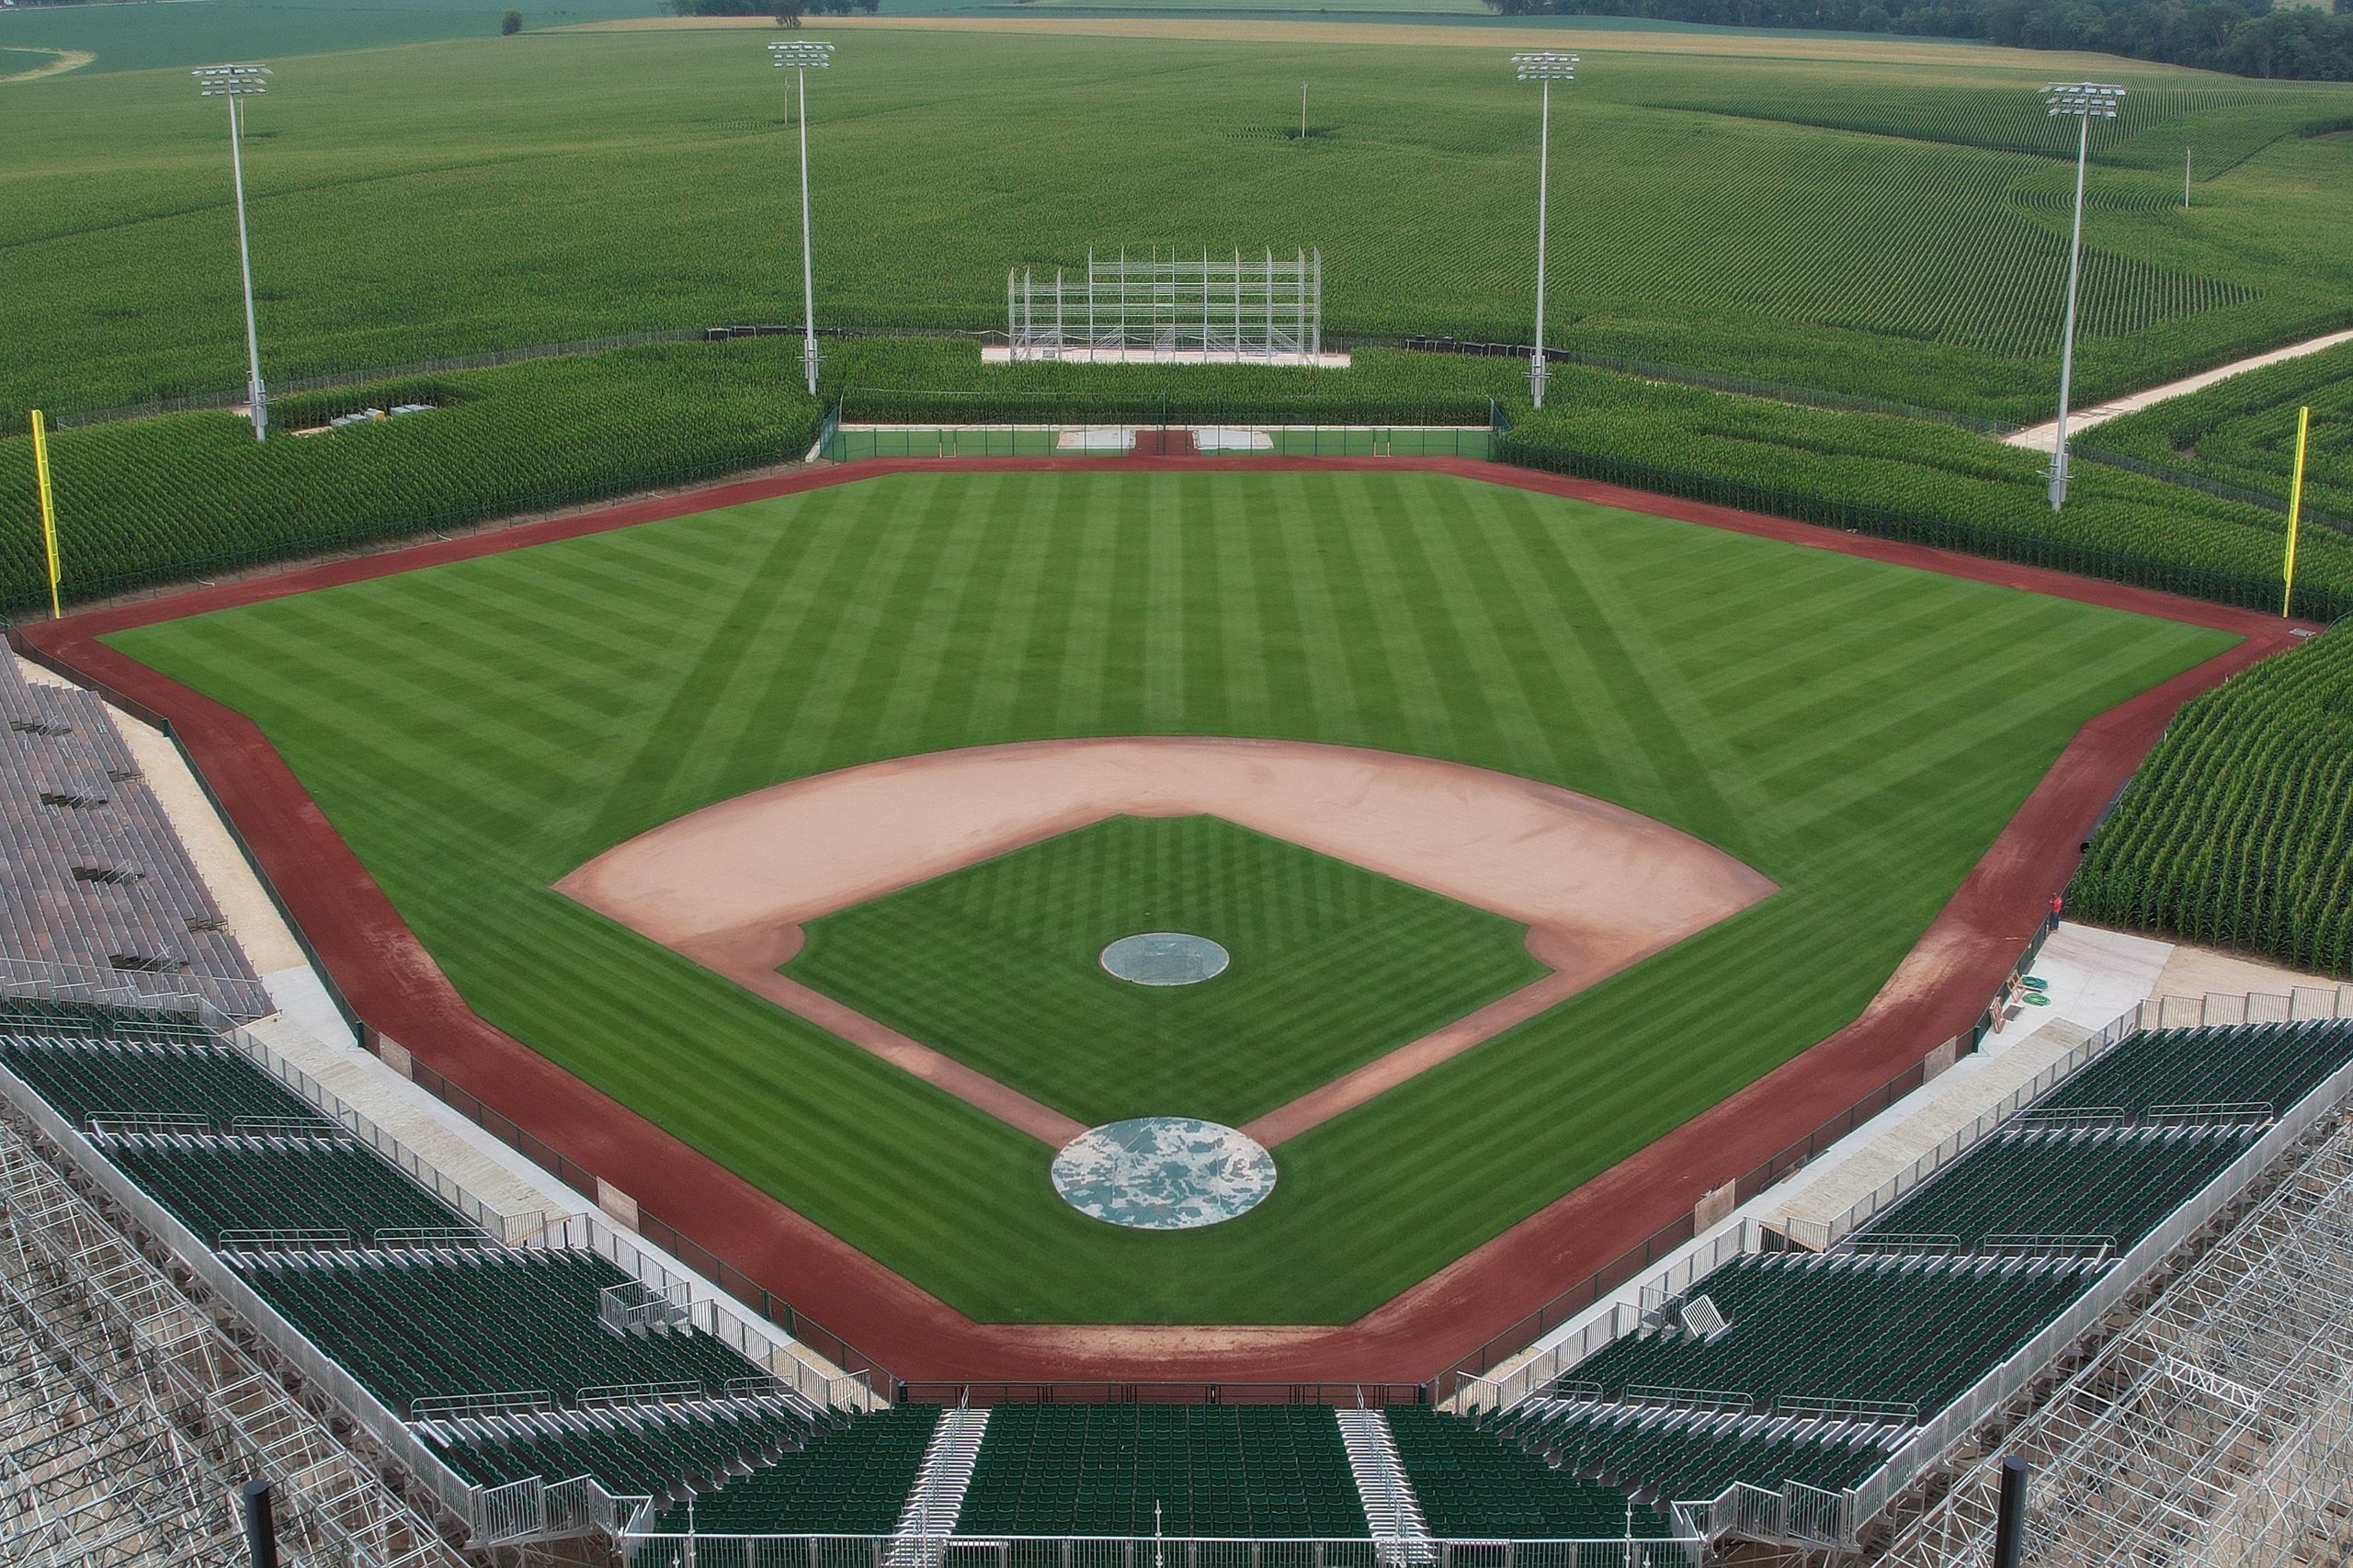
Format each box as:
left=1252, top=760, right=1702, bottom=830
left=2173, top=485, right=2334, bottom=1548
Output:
left=775, top=0, right=802, bottom=23
left=856, top=0, right=880, bottom=12
left=501, top=7, right=523, bottom=32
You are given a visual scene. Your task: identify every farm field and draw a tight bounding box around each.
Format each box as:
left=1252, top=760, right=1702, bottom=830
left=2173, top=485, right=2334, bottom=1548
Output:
left=101, top=468, right=2234, bottom=1323
left=2075, top=623, right=2353, bottom=979
left=5, top=23, right=2351, bottom=430
left=0, top=0, right=658, bottom=76
left=2090, top=340, right=2353, bottom=522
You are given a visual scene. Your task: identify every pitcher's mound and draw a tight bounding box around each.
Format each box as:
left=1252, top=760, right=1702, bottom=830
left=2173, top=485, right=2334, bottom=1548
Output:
left=1052, top=1118, right=1276, bottom=1230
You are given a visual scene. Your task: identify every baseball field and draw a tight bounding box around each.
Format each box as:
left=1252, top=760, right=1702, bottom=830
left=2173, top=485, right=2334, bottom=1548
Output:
left=96, top=464, right=2236, bottom=1328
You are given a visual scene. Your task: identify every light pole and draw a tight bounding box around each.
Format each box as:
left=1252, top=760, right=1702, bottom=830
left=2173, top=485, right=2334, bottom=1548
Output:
left=2040, top=81, right=2123, bottom=510
left=769, top=40, right=835, bottom=398
left=194, top=64, right=273, bottom=442
left=1512, top=51, right=1575, bottom=411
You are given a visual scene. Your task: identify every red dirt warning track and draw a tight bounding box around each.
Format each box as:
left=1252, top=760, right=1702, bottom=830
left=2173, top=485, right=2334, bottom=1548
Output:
left=19, top=456, right=2311, bottom=1393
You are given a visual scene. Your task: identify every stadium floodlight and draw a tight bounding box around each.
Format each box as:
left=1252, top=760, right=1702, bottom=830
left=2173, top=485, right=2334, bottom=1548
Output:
left=2040, top=81, right=2123, bottom=510
left=769, top=40, right=835, bottom=397
left=1512, top=52, right=1576, bottom=410
left=193, top=64, right=273, bottom=442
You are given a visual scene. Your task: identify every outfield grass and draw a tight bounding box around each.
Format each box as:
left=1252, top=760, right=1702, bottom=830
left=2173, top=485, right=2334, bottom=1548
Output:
left=6, top=23, right=2350, bottom=427
left=791, top=813, right=1547, bottom=1127
left=105, top=470, right=2233, bottom=1324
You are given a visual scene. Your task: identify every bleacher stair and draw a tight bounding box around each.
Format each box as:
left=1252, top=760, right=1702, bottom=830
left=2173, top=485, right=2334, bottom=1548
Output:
left=887, top=1406, right=990, bottom=1562
left=1336, top=1407, right=1434, bottom=1558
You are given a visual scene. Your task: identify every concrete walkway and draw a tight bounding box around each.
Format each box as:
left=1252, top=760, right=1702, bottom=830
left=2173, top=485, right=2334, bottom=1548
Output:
left=2007, top=326, right=2353, bottom=454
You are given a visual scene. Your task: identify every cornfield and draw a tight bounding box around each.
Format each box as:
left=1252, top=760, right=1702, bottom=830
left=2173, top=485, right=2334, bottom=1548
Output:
left=2074, top=625, right=2353, bottom=978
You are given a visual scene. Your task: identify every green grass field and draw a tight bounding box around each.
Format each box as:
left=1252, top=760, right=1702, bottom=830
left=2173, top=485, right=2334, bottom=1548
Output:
left=104, top=469, right=2232, bottom=1324
left=791, top=813, right=1546, bottom=1127
left=6, top=21, right=2350, bottom=427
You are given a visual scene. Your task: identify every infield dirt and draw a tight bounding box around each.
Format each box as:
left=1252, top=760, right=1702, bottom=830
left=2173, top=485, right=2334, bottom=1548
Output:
left=558, top=736, right=1777, bottom=1146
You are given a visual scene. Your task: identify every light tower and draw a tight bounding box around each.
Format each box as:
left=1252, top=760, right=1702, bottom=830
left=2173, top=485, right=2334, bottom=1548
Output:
left=194, top=64, right=273, bottom=442
left=1511, top=51, right=1576, bottom=411
left=768, top=40, right=835, bottom=397
left=2040, top=81, right=2124, bottom=510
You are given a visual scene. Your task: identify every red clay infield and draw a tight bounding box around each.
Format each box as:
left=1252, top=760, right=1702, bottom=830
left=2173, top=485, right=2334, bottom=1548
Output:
left=18, top=456, right=2310, bottom=1395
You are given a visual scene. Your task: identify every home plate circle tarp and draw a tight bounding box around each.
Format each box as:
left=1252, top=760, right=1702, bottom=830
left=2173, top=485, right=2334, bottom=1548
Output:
left=1099, top=932, right=1229, bottom=986
left=1051, top=1118, right=1277, bottom=1230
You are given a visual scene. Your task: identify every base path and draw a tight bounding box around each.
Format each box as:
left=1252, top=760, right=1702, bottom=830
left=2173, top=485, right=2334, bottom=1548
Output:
left=2007, top=326, right=2353, bottom=453
left=13, top=454, right=2314, bottom=1392
left=558, top=736, right=1775, bottom=1149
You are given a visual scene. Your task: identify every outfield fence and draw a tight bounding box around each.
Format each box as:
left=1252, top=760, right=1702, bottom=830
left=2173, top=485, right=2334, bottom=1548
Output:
left=1494, top=428, right=2353, bottom=623
left=824, top=420, right=1492, bottom=461
left=2074, top=441, right=2353, bottom=538
left=0, top=425, right=826, bottom=620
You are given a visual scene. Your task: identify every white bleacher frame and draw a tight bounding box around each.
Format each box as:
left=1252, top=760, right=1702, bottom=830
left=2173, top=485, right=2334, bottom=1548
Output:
left=1462, top=994, right=2353, bottom=1551
left=0, top=1032, right=863, bottom=1546
left=1, top=966, right=872, bottom=1414
left=1876, top=1115, right=2353, bottom=1568
left=1744, top=1035, right=2353, bottom=1550
left=0, top=1103, right=471, bottom=1567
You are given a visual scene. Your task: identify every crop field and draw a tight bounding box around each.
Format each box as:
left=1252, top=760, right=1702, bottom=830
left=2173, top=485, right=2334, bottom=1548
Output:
left=5, top=23, right=2350, bottom=430
left=0, top=341, right=827, bottom=613
left=0, top=0, right=658, bottom=76
left=2091, top=341, right=2353, bottom=522
left=100, top=468, right=2232, bottom=1323
left=2075, top=624, right=2353, bottom=978
left=13, top=336, right=2353, bottom=619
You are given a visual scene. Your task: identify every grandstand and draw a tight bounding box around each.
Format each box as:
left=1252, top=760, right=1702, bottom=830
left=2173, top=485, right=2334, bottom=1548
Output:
left=5, top=921, right=2353, bottom=1562
left=0, top=658, right=267, bottom=1019
left=1449, top=1002, right=2353, bottom=1552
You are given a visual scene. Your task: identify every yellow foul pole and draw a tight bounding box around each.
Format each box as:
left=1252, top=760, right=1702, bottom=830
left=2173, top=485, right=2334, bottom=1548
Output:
left=2281, top=404, right=2309, bottom=619
left=29, top=410, right=63, bottom=619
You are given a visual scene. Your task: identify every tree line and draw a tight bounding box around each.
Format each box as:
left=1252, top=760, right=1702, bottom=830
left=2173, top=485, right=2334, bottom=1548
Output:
left=1484, top=0, right=2353, bottom=79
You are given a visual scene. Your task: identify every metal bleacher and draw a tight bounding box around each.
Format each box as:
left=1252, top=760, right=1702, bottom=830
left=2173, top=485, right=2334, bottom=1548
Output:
left=0, top=998, right=849, bottom=1550
left=1464, top=1003, right=2353, bottom=1551
left=0, top=657, right=269, bottom=1019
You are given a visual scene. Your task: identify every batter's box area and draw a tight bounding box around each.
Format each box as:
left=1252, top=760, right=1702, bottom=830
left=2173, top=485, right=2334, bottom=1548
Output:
left=559, top=735, right=1777, bottom=1215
